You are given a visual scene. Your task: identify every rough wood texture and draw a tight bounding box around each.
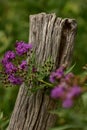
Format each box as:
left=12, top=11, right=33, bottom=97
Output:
left=8, top=13, right=77, bottom=130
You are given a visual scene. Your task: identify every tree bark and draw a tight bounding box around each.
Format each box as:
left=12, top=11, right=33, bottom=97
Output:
left=8, top=13, right=77, bottom=130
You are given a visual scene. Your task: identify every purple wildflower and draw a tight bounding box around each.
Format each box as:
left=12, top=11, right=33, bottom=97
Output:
left=50, top=65, right=82, bottom=108
left=49, top=67, right=64, bottom=83
left=2, top=51, right=15, bottom=65
left=62, top=98, right=73, bottom=108
left=8, top=75, right=23, bottom=85
left=4, top=51, right=15, bottom=60
left=51, top=86, right=64, bottom=99
left=2, top=57, right=8, bottom=65
left=15, top=41, right=33, bottom=56
left=67, top=85, right=81, bottom=98
left=5, top=62, right=17, bottom=74
left=49, top=72, right=56, bottom=83
left=19, top=60, right=28, bottom=70
left=25, top=43, right=32, bottom=50
left=65, top=73, right=74, bottom=81
left=56, top=67, right=64, bottom=78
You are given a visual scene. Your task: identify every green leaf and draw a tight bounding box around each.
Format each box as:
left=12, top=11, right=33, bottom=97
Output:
left=1, top=119, right=9, bottom=128
left=82, top=92, right=87, bottom=108
left=65, top=63, right=76, bottom=74
left=28, top=85, right=46, bottom=92
left=50, top=124, right=86, bottom=130
left=50, top=125, right=72, bottom=130
left=0, top=112, right=3, bottom=120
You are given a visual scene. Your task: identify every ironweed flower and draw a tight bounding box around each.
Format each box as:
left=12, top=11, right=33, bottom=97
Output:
left=50, top=66, right=82, bottom=108
left=2, top=51, right=15, bottom=65
left=67, top=85, right=81, bottom=98
left=51, top=86, right=65, bottom=99
left=62, top=98, right=73, bottom=108
left=56, top=67, right=64, bottom=78
left=51, top=83, right=82, bottom=108
left=49, top=72, right=56, bottom=83
left=5, top=62, right=17, bottom=74
left=19, top=60, right=28, bottom=70
left=8, top=74, right=23, bottom=85
left=49, top=67, right=64, bottom=83
left=0, top=41, right=33, bottom=87
left=15, top=41, right=33, bottom=56
left=65, top=73, right=74, bottom=81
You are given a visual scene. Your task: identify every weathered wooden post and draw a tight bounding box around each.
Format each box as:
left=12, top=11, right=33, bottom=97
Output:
left=8, top=13, right=77, bottom=130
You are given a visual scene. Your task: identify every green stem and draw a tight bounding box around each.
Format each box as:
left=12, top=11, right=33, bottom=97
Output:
left=38, top=79, right=53, bottom=87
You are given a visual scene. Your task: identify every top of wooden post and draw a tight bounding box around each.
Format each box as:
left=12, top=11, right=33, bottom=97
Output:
left=29, top=13, right=77, bottom=68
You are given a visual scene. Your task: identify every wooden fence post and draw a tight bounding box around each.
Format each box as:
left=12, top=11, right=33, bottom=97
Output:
left=8, top=13, right=77, bottom=130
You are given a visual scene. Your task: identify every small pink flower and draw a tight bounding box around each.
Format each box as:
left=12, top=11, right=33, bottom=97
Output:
left=51, top=86, right=64, bottom=99
left=62, top=98, right=73, bottom=108
left=19, top=60, right=28, bottom=70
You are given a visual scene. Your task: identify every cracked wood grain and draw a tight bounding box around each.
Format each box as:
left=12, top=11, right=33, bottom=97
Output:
left=8, top=13, right=77, bottom=130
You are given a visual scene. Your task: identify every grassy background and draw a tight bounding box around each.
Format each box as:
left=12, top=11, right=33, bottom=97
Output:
left=0, top=0, right=87, bottom=129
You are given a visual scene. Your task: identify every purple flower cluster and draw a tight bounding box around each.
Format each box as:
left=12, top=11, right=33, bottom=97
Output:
left=19, top=60, right=27, bottom=70
left=8, top=75, right=23, bottom=85
left=1, top=41, right=32, bottom=85
left=2, top=51, right=16, bottom=65
left=15, top=41, right=32, bottom=56
left=49, top=67, right=64, bottom=83
left=5, top=62, right=17, bottom=74
left=50, top=67, right=82, bottom=108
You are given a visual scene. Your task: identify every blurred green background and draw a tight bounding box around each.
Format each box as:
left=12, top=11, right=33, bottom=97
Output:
left=0, top=0, right=87, bottom=129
